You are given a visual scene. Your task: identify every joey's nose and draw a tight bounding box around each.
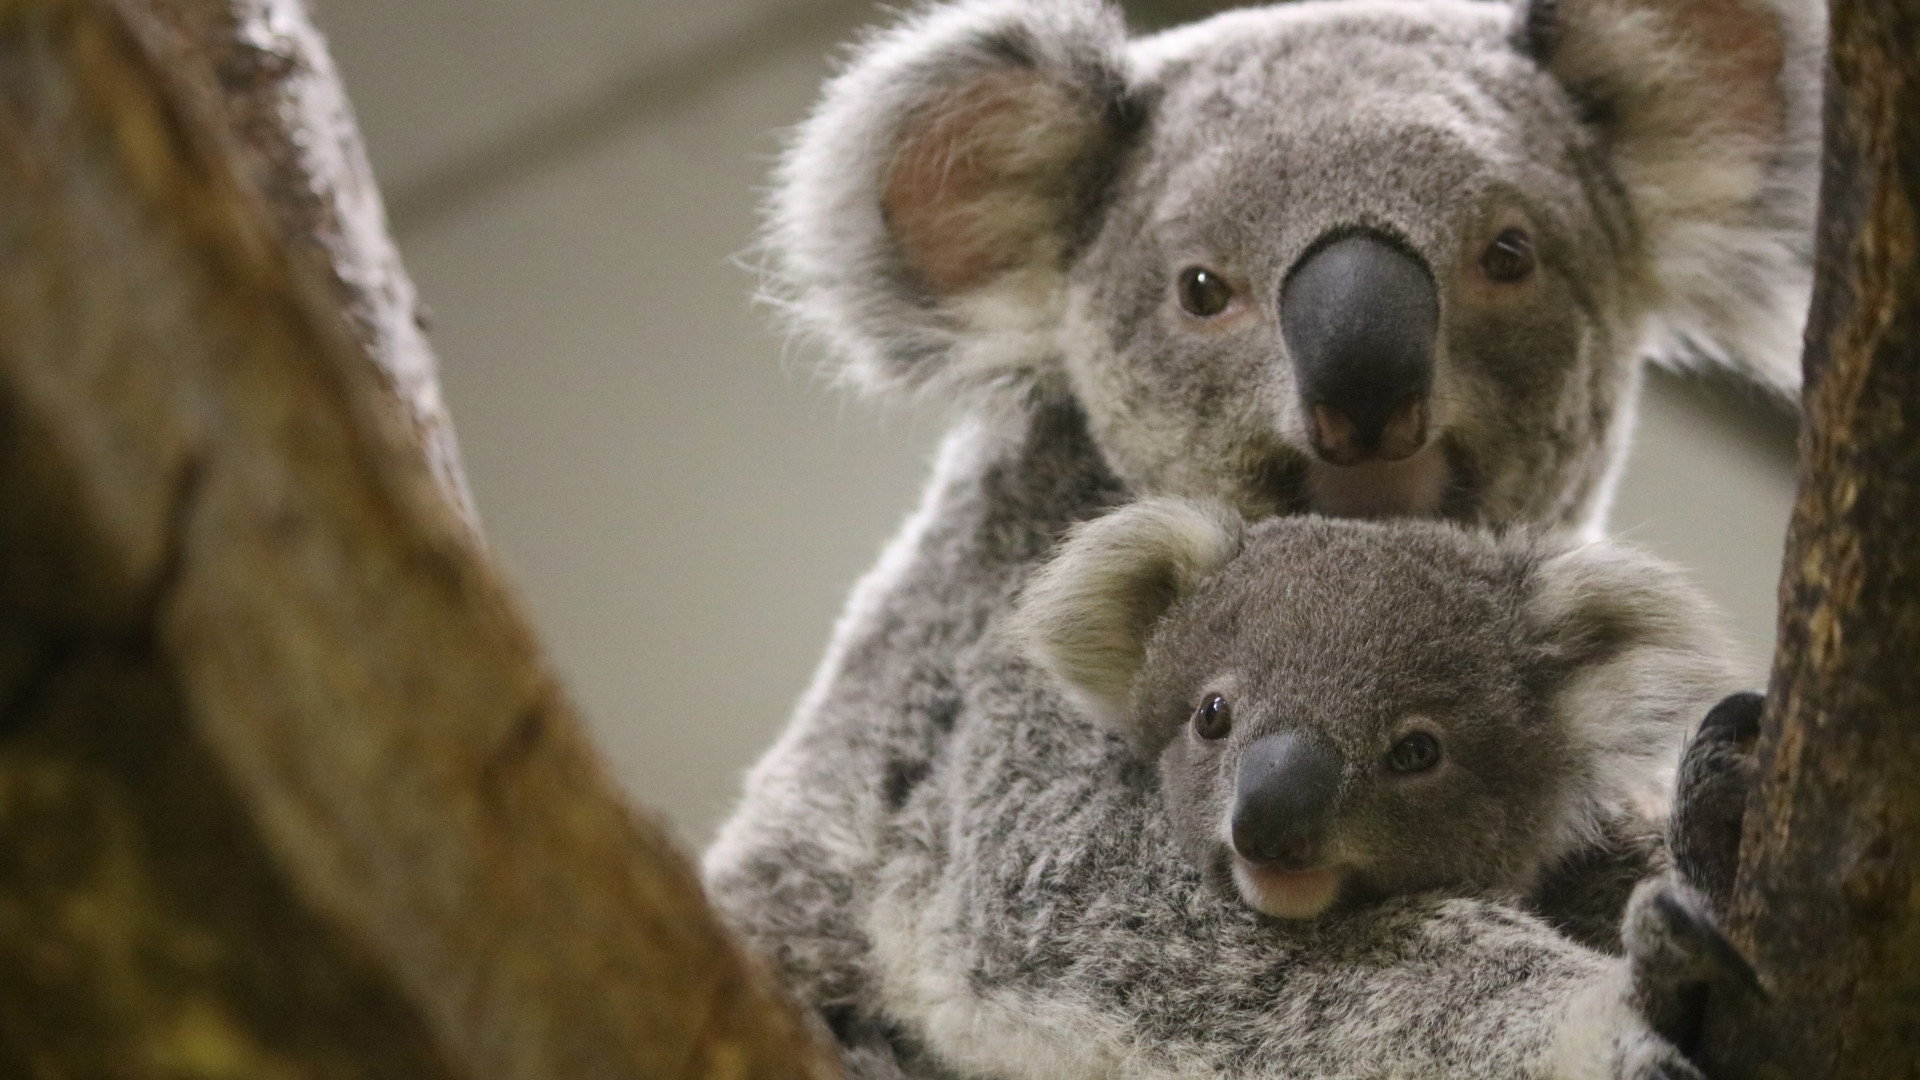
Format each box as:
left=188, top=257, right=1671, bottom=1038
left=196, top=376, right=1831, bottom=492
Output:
left=1230, top=733, right=1343, bottom=869
left=1280, top=232, right=1438, bottom=465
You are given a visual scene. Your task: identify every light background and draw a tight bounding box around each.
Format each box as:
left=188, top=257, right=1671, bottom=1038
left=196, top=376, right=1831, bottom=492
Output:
left=309, top=0, right=1801, bottom=849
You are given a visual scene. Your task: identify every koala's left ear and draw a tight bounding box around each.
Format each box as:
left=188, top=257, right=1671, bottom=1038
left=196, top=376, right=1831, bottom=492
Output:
left=1010, top=498, right=1243, bottom=748
left=768, top=0, right=1139, bottom=398
left=1514, top=0, right=1823, bottom=395
left=1524, top=541, right=1742, bottom=845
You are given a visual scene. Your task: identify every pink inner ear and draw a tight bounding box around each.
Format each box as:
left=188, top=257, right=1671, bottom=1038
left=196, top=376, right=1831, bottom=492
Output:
left=1677, top=0, right=1787, bottom=142
left=881, top=70, right=1086, bottom=297
left=1552, top=0, right=1790, bottom=151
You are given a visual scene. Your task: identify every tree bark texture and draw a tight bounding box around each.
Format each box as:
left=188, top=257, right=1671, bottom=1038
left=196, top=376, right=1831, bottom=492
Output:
left=1700, top=0, right=1920, bottom=1075
left=0, top=2, right=839, bottom=1079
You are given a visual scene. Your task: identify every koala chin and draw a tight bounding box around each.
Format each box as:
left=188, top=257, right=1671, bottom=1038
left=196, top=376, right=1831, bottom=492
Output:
left=1015, top=498, right=1742, bottom=924
left=1304, top=444, right=1454, bottom=520
left=1229, top=860, right=1349, bottom=919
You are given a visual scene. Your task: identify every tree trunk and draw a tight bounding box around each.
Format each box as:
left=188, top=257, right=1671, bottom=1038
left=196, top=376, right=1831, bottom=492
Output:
left=0, top=2, right=839, bottom=1078
left=1698, top=0, right=1920, bottom=1075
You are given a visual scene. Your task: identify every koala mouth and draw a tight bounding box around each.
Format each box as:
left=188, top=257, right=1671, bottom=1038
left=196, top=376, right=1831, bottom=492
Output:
left=1230, top=860, right=1346, bottom=920
left=1303, top=441, right=1451, bottom=519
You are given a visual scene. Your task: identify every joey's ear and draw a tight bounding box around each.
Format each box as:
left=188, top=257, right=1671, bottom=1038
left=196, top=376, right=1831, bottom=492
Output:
left=1514, top=0, right=1822, bottom=395
left=1524, top=540, right=1742, bottom=847
left=1010, top=499, right=1243, bottom=744
left=768, top=0, right=1137, bottom=397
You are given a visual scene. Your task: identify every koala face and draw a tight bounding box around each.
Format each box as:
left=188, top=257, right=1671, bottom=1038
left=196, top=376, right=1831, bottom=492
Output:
left=1064, top=5, right=1629, bottom=525
left=1013, top=500, right=1738, bottom=920
left=771, top=0, right=1817, bottom=530
left=1140, top=524, right=1581, bottom=917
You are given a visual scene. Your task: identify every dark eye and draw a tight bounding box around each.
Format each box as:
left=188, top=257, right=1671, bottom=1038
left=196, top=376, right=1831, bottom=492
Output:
left=1176, top=266, right=1235, bottom=317
left=1385, top=732, right=1442, bottom=773
left=1479, top=228, right=1536, bottom=283
left=1192, top=693, right=1232, bottom=740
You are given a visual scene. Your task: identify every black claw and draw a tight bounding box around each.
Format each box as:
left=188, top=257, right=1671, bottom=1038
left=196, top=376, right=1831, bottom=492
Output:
left=1651, top=889, right=1767, bottom=1000
left=1699, top=691, right=1764, bottom=744
left=1707, top=932, right=1766, bottom=1001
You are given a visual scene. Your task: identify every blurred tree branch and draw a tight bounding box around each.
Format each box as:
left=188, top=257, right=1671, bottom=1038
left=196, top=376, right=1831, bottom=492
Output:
left=0, top=2, right=837, bottom=1077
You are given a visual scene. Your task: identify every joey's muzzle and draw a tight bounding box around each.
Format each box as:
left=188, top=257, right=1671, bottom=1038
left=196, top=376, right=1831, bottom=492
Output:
left=1230, top=733, right=1343, bottom=870
left=1281, top=232, right=1438, bottom=466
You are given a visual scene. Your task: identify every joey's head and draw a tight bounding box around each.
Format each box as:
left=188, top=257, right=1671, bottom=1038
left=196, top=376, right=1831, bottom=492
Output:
left=770, top=0, right=1818, bottom=530
left=1012, top=499, right=1739, bottom=919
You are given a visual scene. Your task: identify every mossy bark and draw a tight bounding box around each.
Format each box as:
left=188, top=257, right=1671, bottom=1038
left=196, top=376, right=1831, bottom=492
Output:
left=0, top=3, right=838, bottom=1079
left=1698, top=0, right=1920, bottom=1075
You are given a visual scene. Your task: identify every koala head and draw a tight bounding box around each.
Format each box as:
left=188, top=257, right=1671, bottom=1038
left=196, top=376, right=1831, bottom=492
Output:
left=1011, top=499, right=1738, bottom=919
left=770, top=0, right=1818, bottom=529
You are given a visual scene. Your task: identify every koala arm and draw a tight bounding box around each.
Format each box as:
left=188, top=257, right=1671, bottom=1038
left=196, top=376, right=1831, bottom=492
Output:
left=1530, top=807, right=1672, bottom=954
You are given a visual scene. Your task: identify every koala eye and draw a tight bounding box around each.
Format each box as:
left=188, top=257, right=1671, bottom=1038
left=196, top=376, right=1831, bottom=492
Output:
left=1385, top=731, right=1442, bottom=773
left=1176, top=266, right=1235, bottom=317
left=1192, top=693, right=1232, bottom=740
left=1479, top=228, right=1536, bottom=284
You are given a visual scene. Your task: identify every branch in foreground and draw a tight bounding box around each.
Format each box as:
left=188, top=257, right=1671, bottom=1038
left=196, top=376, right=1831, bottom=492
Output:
left=0, top=2, right=838, bottom=1078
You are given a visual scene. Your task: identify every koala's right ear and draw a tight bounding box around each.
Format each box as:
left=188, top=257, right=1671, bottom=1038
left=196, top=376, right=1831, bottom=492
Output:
left=1512, top=0, right=1823, bottom=396
left=767, top=0, right=1136, bottom=397
left=1010, top=499, right=1243, bottom=745
left=1523, top=540, right=1741, bottom=852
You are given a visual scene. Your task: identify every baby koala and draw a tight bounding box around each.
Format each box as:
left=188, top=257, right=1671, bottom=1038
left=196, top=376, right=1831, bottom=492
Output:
left=1012, top=499, right=1738, bottom=924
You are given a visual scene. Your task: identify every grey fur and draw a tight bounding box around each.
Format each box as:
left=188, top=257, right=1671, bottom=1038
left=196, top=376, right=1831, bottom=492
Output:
left=711, top=0, right=1819, bottom=1077
left=1011, top=501, right=1738, bottom=932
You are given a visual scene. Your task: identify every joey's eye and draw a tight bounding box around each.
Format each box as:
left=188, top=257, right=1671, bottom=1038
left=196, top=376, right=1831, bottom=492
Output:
left=1479, top=228, right=1536, bottom=283
left=1385, top=731, right=1442, bottom=773
left=1192, top=693, right=1232, bottom=740
left=1176, top=266, right=1235, bottom=317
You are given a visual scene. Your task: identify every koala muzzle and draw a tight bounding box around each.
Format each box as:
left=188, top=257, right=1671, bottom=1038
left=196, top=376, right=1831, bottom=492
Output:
left=1230, top=733, right=1343, bottom=869
left=1280, top=232, right=1439, bottom=467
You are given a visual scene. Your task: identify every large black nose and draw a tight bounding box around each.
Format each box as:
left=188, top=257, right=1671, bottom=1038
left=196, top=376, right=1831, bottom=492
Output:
left=1280, top=232, right=1439, bottom=465
left=1230, top=733, right=1343, bottom=869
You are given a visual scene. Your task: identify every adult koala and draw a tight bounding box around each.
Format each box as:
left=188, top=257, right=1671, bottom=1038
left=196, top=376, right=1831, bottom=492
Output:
left=706, top=0, right=1817, bottom=1077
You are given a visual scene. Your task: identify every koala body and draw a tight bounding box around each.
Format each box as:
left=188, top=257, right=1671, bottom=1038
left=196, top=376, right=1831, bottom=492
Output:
left=1013, top=501, right=1738, bottom=926
left=706, top=0, right=1819, bottom=1077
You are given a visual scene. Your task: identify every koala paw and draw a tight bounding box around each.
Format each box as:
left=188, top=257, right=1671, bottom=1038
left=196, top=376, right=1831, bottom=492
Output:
left=1556, top=876, right=1762, bottom=1080
left=1552, top=964, right=1706, bottom=1080
left=1669, top=691, right=1763, bottom=916
left=1625, top=876, right=1763, bottom=1062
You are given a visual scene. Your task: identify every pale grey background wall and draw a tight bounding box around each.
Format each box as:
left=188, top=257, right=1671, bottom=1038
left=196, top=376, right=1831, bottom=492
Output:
left=309, top=0, right=1800, bottom=849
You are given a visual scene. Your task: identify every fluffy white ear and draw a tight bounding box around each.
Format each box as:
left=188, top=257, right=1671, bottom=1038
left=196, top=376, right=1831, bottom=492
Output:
left=1514, top=0, right=1823, bottom=396
left=1525, top=540, right=1743, bottom=854
left=767, top=0, right=1136, bottom=398
left=1010, top=498, right=1243, bottom=744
